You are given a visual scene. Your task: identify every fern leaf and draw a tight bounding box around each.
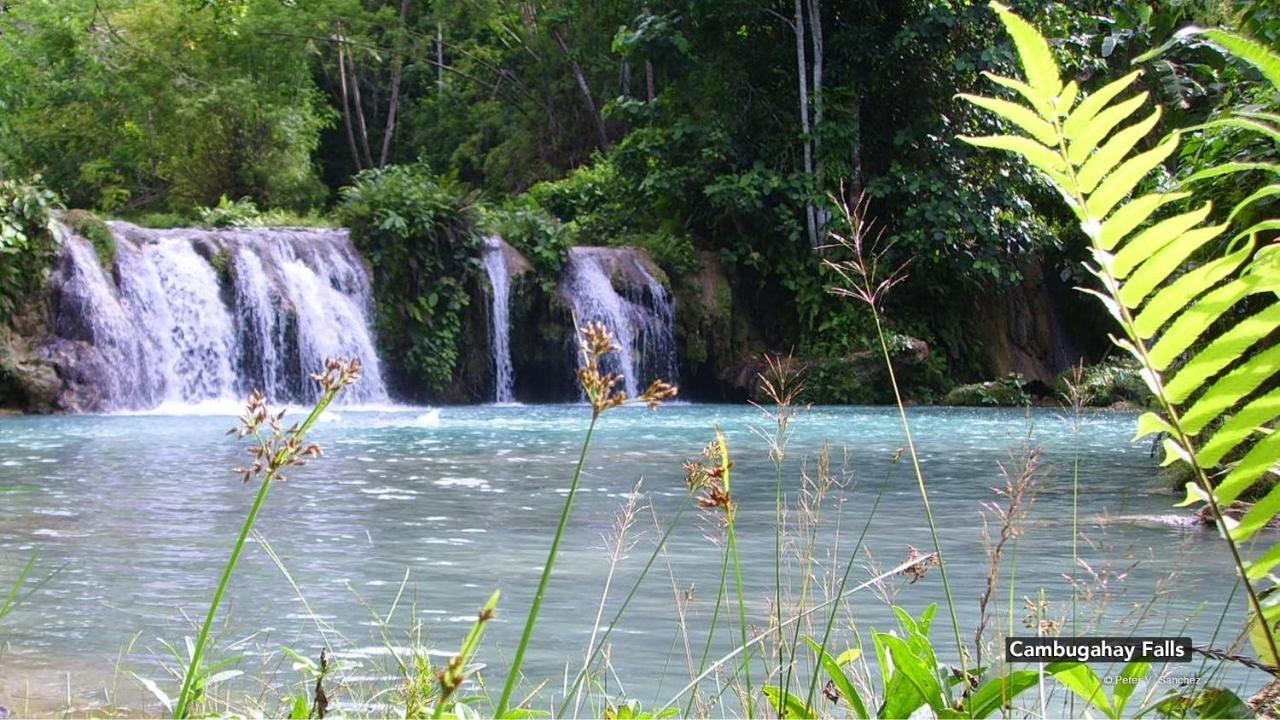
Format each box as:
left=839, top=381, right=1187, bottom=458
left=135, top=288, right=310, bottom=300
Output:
left=957, top=135, right=1068, bottom=175
left=1186, top=27, right=1280, bottom=91
left=1228, top=185, right=1280, bottom=224
left=1112, top=203, right=1214, bottom=279
left=1184, top=162, right=1280, bottom=184
left=1077, top=108, right=1164, bottom=194
left=990, top=2, right=1062, bottom=96
left=1133, top=243, right=1252, bottom=337
left=1182, top=345, right=1280, bottom=435
left=1198, top=388, right=1280, bottom=469
left=1068, top=93, right=1151, bottom=165
left=1096, top=192, right=1190, bottom=250
left=957, top=95, right=1060, bottom=145
left=1187, top=116, right=1280, bottom=145
left=980, top=72, right=1056, bottom=119
left=1062, top=70, right=1143, bottom=139
left=1117, top=223, right=1228, bottom=308
left=971, top=1, right=1280, bottom=667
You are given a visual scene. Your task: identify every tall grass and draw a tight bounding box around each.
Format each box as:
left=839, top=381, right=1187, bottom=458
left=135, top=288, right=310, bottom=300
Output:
left=494, top=322, right=677, bottom=716
left=173, top=358, right=363, bottom=719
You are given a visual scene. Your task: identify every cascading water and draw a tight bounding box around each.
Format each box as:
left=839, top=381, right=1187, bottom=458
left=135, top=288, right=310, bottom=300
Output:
left=562, top=247, right=678, bottom=396
left=46, top=222, right=388, bottom=410
left=480, top=236, right=516, bottom=403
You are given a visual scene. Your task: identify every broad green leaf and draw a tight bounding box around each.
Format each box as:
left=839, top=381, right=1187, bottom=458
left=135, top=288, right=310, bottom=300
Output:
left=990, top=1, right=1063, bottom=97
left=836, top=648, right=862, bottom=666
left=1112, top=202, right=1213, bottom=279
left=981, top=72, right=1055, bottom=119
left=1119, top=222, right=1228, bottom=309
left=1046, top=662, right=1112, bottom=716
left=966, top=671, right=1041, bottom=718
left=1077, top=107, right=1163, bottom=193
left=876, top=633, right=944, bottom=718
left=1063, top=70, right=1143, bottom=139
left=1068, top=92, right=1151, bottom=165
left=1198, top=387, right=1280, bottom=468
left=1086, top=133, right=1180, bottom=219
left=957, top=95, right=1059, bottom=145
left=1113, top=661, right=1150, bottom=715
left=1097, top=192, right=1190, bottom=250
left=1147, top=281, right=1261, bottom=371
left=1213, top=428, right=1280, bottom=509
left=1181, top=343, right=1280, bottom=434
left=804, top=636, right=868, bottom=718
left=1134, top=243, right=1251, bottom=338
left=762, top=685, right=816, bottom=719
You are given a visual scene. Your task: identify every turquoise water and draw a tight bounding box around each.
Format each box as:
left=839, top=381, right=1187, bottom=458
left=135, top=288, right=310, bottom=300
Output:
left=0, top=404, right=1258, bottom=713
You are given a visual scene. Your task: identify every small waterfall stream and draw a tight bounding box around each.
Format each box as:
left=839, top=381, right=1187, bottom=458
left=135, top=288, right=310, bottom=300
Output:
left=562, top=247, right=677, bottom=396
left=481, top=237, right=516, bottom=403
left=48, top=222, right=388, bottom=410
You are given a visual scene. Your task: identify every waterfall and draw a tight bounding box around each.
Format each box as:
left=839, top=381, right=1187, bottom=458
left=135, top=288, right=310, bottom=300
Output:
left=47, top=222, right=388, bottom=410
left=480, top=236, right=516, bottom=403
left=562, top=247, right=677, bottom=396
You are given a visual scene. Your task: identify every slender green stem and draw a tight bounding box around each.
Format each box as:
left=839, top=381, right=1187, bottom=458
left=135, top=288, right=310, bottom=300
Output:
left=726, top=523, right=754, bottom=718
left=685, top=546, right=730, bottom=718
left=872, top=313, right=967, bottom=678
left=174, top=392, right=337, bottom=719
left=773, top=459, right=786, bottom=699
left=495, top=416, right=598, bottom=717
left=804, top=458, right=895, bottom=709
left=557, top=502, right=690, bottom=716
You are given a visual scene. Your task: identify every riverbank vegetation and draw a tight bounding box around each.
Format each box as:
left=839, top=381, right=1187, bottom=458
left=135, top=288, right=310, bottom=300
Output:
left=1, top=0, right=1273, bottom=404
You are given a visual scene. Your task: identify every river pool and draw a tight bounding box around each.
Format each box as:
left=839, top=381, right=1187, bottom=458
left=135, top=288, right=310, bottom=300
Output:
left=0, top=404, right=1258, bottom=715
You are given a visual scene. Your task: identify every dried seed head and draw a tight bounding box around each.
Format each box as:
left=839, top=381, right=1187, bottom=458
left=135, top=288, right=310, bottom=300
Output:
left=641, top=379, right=679, bottom=409
left=901, top=545, right=939, bottom=583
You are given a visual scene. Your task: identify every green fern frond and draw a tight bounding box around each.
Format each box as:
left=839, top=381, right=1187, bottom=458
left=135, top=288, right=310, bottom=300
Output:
left=961, top=1, right=1280, bottom=663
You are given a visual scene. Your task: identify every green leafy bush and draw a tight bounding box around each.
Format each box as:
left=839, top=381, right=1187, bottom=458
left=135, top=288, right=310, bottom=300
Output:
left=337, top=164, right=480, bottom=395
left=63, top=209, right=115, bottom=267
left=0, top=175, right=62, bottom=314
left=483, top=199, right=569, bottom=291
left=196, top=195, right=262, bottom=228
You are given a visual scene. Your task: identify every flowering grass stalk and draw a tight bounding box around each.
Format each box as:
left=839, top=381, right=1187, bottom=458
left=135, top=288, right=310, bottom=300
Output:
left=494, top=322, right=676, bottom=717
left=173, top=358, right=362, bottom=719
left=823, top=190, right=968, bottom=679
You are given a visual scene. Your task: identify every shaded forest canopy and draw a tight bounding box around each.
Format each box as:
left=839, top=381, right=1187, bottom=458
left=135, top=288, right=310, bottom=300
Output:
left=0, top=0, right=1273, bottom=400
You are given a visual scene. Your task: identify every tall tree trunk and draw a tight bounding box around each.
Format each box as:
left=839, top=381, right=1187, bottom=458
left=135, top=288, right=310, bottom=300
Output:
left=621, top=59, right=631, bottom=97
left=379, top=0, right=411, bottom=167
left=793, top=0, right=817, bottom=248
left=337, top=42, right=364, bottom=172
left=645, top=59, right=655, bottom=102
left=437, top=24, right=445, bottom=93
left=806, top=0, right=828, bottom=237
left=849, top=93, right=863, bottom=199
left=553, top=27, right=609, bottom=148
left=345, top=48, right=375, bottom=168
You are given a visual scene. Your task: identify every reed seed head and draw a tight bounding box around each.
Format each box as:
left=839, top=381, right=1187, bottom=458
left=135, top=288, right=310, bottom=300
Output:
left=575, top=322, right=678, bottom=415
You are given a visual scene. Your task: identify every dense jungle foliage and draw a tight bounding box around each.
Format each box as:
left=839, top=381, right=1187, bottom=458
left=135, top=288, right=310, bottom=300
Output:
left=0, top=0, right=1275, bottom=396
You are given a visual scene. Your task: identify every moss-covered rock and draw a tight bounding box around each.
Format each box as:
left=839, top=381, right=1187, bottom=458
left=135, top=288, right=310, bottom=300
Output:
left=942, top=374, right=1031, bottom=407
left=63, top=209, right=116, bottom=268
left=1052, top=359, right=1150, bottom=407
